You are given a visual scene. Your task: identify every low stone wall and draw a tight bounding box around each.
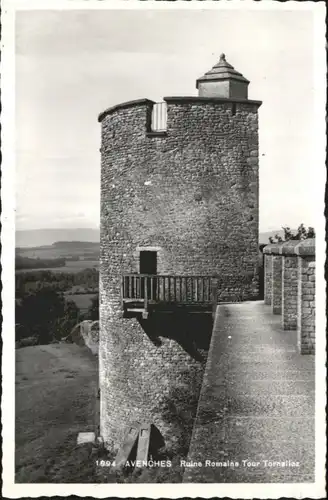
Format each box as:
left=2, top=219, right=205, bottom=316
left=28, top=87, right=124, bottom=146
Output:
left=264, top=253, right=272, bottom=305
left=263, top=239, right=315, bottom=354
left=99, top=312, right=211, bottom=453
left=272, top=254, right=283, bottom=314
left=67, top=320, right=99, bottom=356
left=297, top=252, right=316, bottom=355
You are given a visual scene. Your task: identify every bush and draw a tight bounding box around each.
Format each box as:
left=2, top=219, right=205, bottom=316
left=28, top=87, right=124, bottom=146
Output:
left=18, top=336, right=39, bottom=348
left=87, top=294, right=99, bottom=321
left=269, top=223, right=315, bottom=243
left=16, top=288, right=80, bottom=344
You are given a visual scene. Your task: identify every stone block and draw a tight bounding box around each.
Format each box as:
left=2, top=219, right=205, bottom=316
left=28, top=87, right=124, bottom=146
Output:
left=77, top=432, right=96, bottom=445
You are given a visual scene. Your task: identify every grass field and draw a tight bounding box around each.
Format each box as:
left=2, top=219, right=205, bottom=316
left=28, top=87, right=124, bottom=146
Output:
left=16, top=245, right=99, bottom=260
left=15, top=343, right=100, bottom=483
left=16, top=260, right=99, bottom=274
left=15, top=343, right=186, bottom=484
left=61, top=260, right=99, bottom=271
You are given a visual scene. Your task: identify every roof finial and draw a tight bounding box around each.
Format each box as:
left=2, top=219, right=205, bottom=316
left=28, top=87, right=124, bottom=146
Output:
left=219, top=53, right=226, bottom=62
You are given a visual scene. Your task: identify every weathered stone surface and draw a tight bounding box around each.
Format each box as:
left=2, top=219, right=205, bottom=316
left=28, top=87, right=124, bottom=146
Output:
left=68, top=320, right=99, bottom=356
left=264, top=254, right=272, bottom=305
left=282, top=255, right=298, bottom=330
left=263, top=242, right=316, bottom=354
left=272, top=255, right=282, bottom=314
left=295, top=238, right=315, bottom=257
left=297, top=257, right=315, bottom=354
left=280, top=240, right=299, bottom=256
left=77, top=432, right=96, bottom=446
left=263, top=242, right=283, bottom=255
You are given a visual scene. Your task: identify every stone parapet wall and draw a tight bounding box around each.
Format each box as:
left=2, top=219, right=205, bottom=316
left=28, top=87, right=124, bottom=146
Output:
left=272, top=255, right=283, bottom=315
left=297, top=258, right=315, bottom=354
left=282, top=255, right=298, bottom=330
left=263, top=239, right=315, bottom=354
left=264, top=253, right=272, bottom=305
left=99, top=309, right=211, bottom=452
left=67, top=320, right=99, bottom=356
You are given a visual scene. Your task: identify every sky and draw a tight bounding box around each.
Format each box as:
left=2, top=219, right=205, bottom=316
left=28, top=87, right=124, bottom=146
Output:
left=15, top=6, right=323, bottom=232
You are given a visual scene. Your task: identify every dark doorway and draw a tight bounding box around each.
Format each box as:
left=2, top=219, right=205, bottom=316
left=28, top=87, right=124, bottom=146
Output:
left=140, top=251, right=157, bottom=300
left=140, top=251, right=157, bottom=275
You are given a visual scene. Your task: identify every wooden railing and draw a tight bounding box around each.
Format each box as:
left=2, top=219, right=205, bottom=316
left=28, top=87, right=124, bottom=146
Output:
left=122, top=274, right=214, bottom=305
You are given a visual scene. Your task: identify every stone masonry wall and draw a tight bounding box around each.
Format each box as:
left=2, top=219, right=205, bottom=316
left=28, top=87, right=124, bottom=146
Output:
left=100, top=98, right=260, bottom=290
left=282, top=256, right=298, bottom=330
left=263, top=239, right=315, bottom=355
left=215, top=273, right=257, bottom=303
left=272, top=255, right=282, bottom=314
left=298, top=258, right=315, bottom=354
left=99, top=97, right=261, bottom=450
left=99, top=312, right=209, bottom=453
left=264, top=254, right=272, bottom=305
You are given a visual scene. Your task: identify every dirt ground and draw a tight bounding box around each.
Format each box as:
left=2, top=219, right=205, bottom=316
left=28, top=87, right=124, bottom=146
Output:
left=15, top=343, right=100, bottom=483
left=15, top=343, right=188, bottom=484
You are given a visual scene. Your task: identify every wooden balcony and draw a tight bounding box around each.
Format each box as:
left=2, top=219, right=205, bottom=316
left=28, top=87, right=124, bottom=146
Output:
left=122, top=274, right=216, bottom=319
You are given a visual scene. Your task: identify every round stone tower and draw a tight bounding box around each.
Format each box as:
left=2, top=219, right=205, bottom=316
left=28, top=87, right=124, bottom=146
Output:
left=98, top=54, right=262, bottom=452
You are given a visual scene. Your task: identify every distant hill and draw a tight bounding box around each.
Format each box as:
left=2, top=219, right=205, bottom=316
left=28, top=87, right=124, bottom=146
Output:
left=16, top=226, right=281, bottom=248
left=16, top=228, right=100, bottom=248
left=52, top=241, right=99, bottom=249
left=259, top=229, right=286, bottom=245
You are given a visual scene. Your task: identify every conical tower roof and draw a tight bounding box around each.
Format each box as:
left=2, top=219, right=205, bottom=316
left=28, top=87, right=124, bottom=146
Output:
left=196, top=53, right=249, bottom=87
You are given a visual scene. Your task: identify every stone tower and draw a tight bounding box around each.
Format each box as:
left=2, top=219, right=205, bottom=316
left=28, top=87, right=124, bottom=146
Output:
left=98, top=54, right=262, bottom=452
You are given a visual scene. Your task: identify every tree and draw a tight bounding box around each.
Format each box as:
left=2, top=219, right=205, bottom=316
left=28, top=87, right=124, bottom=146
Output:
left=87, top=294, right=99, bottom=321
left=54, top=299, right=80, bottom=341
left=269, top=224, right=315, bottom=244
left=15, top=288, right=66, bottom=344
